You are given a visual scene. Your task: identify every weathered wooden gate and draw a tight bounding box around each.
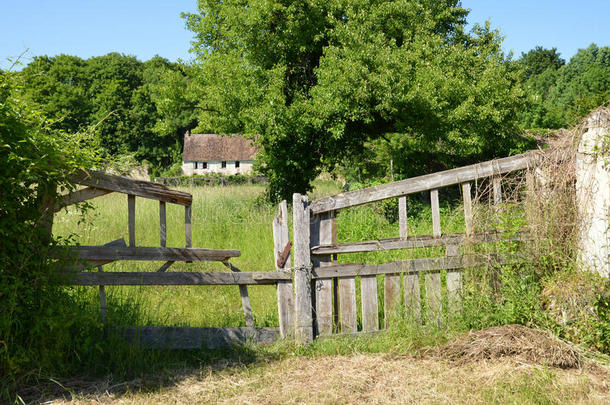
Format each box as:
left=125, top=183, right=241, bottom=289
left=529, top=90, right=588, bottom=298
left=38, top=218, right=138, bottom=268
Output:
left=279, top=152, right=536, bottom=343
left=54, top=170, right=289, bottom=348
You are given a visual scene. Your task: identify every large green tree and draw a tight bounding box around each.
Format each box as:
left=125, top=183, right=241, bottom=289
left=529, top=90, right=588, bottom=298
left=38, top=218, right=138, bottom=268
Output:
left=184, top=0, right=529, bottom=201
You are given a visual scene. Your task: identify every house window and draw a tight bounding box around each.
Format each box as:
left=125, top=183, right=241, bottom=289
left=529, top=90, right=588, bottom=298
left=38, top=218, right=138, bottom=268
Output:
left=235, top=161, right=240, bottom=168
left=221, top=161, right=227, bottom=168
left=201, top=162, right=207, bottom=169
left=194, top=162, right=198, bottom=169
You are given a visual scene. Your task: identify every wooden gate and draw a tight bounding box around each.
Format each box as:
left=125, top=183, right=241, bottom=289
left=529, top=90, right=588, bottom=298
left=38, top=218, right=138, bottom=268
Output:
left=285, top=152, right=537, bottom=343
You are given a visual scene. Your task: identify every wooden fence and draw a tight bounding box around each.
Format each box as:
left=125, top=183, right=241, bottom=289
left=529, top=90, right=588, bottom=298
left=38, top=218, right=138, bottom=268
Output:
left=283, top=151, right=538, bottom=343
left=54, top=170, right=284, bottom=349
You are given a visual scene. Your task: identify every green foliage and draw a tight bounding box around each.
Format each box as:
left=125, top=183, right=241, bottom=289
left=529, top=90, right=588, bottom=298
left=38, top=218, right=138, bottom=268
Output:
left=16, top=53, right=196, bottom=170
left=520, top=44, right=610, bottom=129
left=184, top=0, right=530, bottom=202
left=0, top=68, right=100, bottom=397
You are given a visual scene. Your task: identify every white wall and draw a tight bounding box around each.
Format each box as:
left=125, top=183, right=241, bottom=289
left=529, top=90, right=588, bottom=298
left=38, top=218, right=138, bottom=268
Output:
left=182, top=160, right=254, bottom=176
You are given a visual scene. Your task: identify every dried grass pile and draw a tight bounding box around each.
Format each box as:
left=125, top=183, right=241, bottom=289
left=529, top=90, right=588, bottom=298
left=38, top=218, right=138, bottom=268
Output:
left=439, top=324, right=581, bottom=369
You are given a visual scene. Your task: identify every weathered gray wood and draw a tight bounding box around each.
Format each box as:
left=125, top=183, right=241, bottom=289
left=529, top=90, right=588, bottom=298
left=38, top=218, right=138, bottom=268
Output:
left=311, top=212, right=334, bottom=337
left=69, top=271, right=290, bottom=286
left=311, top=255, right=503, bottom=279
left=462, top=182, right=473, bottom=237
left=293, top=193, right=313, bottom=343
left=493, top=176, right=503, bottom=204
left=124, top=326, right=279, bottom=350
left=185, top=205, right=192, bottom=248
left=425, top=272, right=442, bottom=325
left=160, top=201, right=167, bottom=247
left=98, top=265, right=106, bottom=322
left=221, top=261, right=254, bottom=328
left=55, top=187, right=112, bottom=211
left=447, top=271, right=462, bottom=312
left=339, top=276, right=357, bottom=333
left=446, top=244, right=460, bottom=257
left=384, top=273, right=401, bottom=328
left=311, top=231, right=526, bottom=256
left=310, top=152, right=535, bottom=214
left=399, top=196, right=408, bottom=239
left=71, top=169, right=193, bottom=206
left=360, top=275, right=379, bottom=332
left=273, top=200, right=294, bottom=338
left=67, top=246, right=240, bottom=262
left=431, top=189, right=441, bottom=237
left=404, top=273, right=421, bottom=323
left=128, top=195, right=136, bottom=247
left=156, top=261, right=174, bottom=272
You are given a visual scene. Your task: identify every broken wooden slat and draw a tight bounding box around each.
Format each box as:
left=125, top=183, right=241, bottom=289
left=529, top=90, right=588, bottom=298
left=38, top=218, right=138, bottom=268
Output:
left=156, top=261, right=175, bottom=272
left=399, top=196, right=408, bottom=239
left=185, top=205, right=192, bottom=248
left=160, top=201, right=167, bottom=247
left=310, top=152, right=535, bottom=214
left=222, top=261, right=254, bottom=329
left=311, top=212, right=334, bottom=337
left=55, top=187, right=112, bottom=211
left=67, top=246, right=240, bottom=262
left=447, top=271, right=462, bottom=313
left=493, top=176, right=502, bottom=205
left=310, top=231, right=526, bottom=255
left=384, top=273, right=401, bottom=328
left=431, top=189, right=441, bottom=237
left=360, top=275, right=378, bottom=332
left=128, top=195, right=136, bottom=247
left=273, top=200, right=294, bottom=338
left=293, top=193, right=313, bottom=343
left=462, top=182, right=473, bottom=237
left=425, top=272, right=442, bottom=325
left=311, top=255, right=503, bottom=279
left=69, top=271, right=290, bottom=286
left=404, top=273, right=421, bottom=323
left=71, top=169, right=193, bottom=206
left=339, top=276, right=357, bottom=333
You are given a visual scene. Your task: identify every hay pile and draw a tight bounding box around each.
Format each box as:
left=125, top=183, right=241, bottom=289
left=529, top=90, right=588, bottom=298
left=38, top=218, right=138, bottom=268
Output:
left=439, top=324, right=581, bottom=369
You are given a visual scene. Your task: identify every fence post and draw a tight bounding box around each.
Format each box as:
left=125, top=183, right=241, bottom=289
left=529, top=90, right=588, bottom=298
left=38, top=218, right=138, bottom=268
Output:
left=293, top=193, right=314, bottom=343
left=273, top=200, right=295, bottom=338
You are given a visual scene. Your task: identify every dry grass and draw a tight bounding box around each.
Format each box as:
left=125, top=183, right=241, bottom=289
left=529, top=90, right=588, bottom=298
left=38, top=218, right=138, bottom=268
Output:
left=435, top=324, right=581, bottom=368
left=41, top=353, right=609, bottom=405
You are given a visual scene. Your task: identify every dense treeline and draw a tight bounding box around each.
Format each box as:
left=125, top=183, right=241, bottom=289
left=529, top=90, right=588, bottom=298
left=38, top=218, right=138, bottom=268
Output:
left=14, top=53, right=197, bottom=172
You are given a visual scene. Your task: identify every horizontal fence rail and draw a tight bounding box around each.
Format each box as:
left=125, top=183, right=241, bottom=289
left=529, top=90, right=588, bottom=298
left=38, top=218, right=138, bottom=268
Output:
left=64, top=246, right=241, bottom=262
left=310, top=152, right=536, bottom=214
left=68, top=271, right=291, bottom=286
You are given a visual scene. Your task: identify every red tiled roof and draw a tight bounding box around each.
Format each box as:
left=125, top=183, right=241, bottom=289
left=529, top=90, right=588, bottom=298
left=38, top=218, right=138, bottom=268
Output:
left=183, top=134, right=258, bottom=162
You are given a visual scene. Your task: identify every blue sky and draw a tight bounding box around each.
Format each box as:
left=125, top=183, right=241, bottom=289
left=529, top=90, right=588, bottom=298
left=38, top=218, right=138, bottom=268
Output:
left=2, top=1, right=609, bottom=70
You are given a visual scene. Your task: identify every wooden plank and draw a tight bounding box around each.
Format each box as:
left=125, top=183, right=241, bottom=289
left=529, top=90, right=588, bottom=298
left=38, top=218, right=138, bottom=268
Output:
left=425, top=272, right=442, bottom=325
left=360, top=275, right=378, bottom=332
left=69, top=271, right=290, bottom=286
left=462, top=182, right=473, bottom=237
left=339, top=277, right=357, bottom=333
left=310, top=152, right=535, bottom=214
left=399, top=196, right=408, bottom=238
left=124, top=326, right=279, bottom=350
left=71, top=169, right=193, bottom=206
left=160, top=201, right=166, bottom=247
left=98, top=265, right=106, bottom=322
left=292, top=193, right=313, bottom=343
left=311, top=212, right=334, bottom=337
left=221, top=262, right=254, bottom=328
left=185, top=205, right=192, bottom=248
left=447, top=271, right=462, bottom=313
left=55, top=187, right=112, bottom=211
left=312, top=255, right=503, bottom=279
left=493, top=176, right=503, bottom=204
left=311, top=231, right=526, bottom=255
left=156, top=261, right=174, bottom=272
left=67, top=246, right=240, bottom=261
left=431, top=189, right=441, bottom=237
left=128, top=195, right=136, bottom=247
left=273, top=200, right=294, bottom=339
left=384, top=273, right=401, bottom=328
left=404, top=273, right=421, bottom=323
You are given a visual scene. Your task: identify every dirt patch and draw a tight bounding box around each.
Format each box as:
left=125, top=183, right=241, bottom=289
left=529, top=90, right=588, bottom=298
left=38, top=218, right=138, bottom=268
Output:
left=436, top=324, right=581, bottom=368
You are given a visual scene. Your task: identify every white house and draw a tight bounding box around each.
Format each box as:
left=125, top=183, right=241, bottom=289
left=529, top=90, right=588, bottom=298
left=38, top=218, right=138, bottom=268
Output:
left=181, top=133, right=258, bottom=176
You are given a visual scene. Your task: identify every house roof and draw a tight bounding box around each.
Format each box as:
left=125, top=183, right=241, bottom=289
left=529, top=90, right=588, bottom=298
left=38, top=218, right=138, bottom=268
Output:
left=183, top=134, right=258, bottom=162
